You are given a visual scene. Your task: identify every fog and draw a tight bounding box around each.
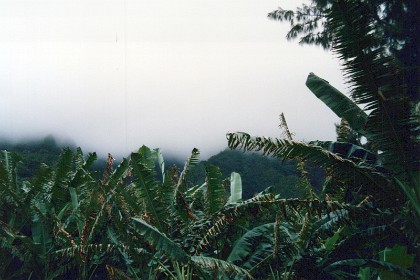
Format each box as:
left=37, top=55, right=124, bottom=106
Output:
left=0, top=0, right=346, bottom=159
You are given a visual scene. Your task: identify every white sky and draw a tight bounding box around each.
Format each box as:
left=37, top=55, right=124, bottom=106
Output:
left=0, top=0, right=346, bottom=159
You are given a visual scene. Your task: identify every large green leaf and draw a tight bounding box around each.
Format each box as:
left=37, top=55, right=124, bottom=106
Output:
left=310, top=141, right=376, bottom=165
left=205, top=165, right=226, bottom=215
left=227, top=132, right=398, bottom=204
left=131, top=218, right=189, bottom=264
left=379, top=245, right=416, bottom=280
left=191, top=255, right=253, bottom=279
left=130, top=152, right=164, bottom=231
left=306, top=73, right=368, bottom=134
left=325, top=259, right=419, bottom=280
left=227, top=223, right=274, bottom=268
left=172, top=149, right=200, bottom=223
left=177, top=148, right=200, bottom=189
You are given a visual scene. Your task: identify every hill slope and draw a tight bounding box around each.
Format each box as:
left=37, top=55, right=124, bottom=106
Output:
left=186, top=149, right=307, bottom=199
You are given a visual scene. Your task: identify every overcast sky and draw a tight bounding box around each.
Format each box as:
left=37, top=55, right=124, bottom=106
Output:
left=0, top=0, right=347, bottom=159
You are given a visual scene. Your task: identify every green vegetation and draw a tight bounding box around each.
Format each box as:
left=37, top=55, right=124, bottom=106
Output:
left=1, top=0, right=418, bottom=279
left=0, top=137, right=308, bottom=198
left=0, top=136, right=64, bottom=178
left=187, top=149, right=325, bottom=199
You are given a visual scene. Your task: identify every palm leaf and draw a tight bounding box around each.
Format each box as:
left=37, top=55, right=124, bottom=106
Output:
left=171, top=149, right=200, bottom=223
left=54, top=148, right=73, bottom=185
left=106, top=158, right=130, bottom=186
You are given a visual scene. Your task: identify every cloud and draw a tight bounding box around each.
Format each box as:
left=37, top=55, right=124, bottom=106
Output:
left=0, top=0, right=344, bottom=159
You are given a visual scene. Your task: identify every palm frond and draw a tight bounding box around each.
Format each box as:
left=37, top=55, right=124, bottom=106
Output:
left=171, top=149, right=200, bottom=224
left=54, top=148, right=73, bottom=185
left=268, top=4, right=332, bottom=48
left=83, top=152, right=97, bottom=170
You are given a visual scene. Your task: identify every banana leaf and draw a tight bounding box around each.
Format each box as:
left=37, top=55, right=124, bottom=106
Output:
left=306, top=73, right=368, bottom=134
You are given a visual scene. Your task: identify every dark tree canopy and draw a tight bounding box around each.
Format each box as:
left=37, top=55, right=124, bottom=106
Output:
left=268, top=0, right=419, bottom=100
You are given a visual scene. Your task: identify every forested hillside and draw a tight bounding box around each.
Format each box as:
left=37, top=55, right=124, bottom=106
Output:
left=187, top=149, right=324, bottom=199
left=0, top=136, right=64, bottom=178
left=1, top=136, right=315, bottom=198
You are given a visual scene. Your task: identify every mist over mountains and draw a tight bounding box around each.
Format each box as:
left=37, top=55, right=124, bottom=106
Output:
left=0, top=135, right=322, bottom=199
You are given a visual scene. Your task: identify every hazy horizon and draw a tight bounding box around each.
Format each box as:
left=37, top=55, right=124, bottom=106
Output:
left=1, top=0, right=347, bottom=159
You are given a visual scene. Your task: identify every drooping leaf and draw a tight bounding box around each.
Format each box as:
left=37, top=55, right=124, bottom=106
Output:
left=191, top=255, right=253, bottom=279
left=325, top=259, right=419, bottom=280
left=379, top=245, right=416, bottom=280
left=306, top=73, right=368, bottom=134
left=130, top=152, right=164, bottom=231
left=177, top=148, right=200, bottom=189
left=358, top=267, right=371, bottom=280
left=227, top=223, right=274, bottom=267
left=310, top=141, right=377, bottom=165
left=227, top=132, right=398, bottom=205
left=131, top=218, right=189, bottom=264
left=205, top=165, right=226, bottom=215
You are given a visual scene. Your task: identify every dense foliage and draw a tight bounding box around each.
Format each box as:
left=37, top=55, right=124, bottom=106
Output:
left=0, top=137, right=308, bottom=199
left=0, top=136, right=64, bottom=179
left=1, top=0, right=418, bottom=279
left=187, top=149, right=325, bottom=199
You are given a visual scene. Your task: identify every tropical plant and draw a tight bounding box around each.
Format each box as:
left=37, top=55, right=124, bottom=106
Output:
left=3, top=144, right=288, bottom=279
left=224, top=0, right=419, bottom=278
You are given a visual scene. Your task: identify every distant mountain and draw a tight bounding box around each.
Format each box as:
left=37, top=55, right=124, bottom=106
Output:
left=0, top=136, right=65, bottom=178
left=1, top=137, right=323, bottom=199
